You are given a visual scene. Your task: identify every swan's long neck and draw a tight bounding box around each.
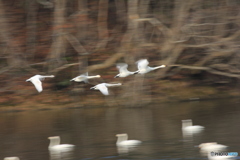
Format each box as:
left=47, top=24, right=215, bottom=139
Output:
left=87, top=75, right=100, bottom=79
left=182, top=121, right=193, bottom=128
left=49, top=137, right=60, bottom=148
left=42, top=75, right=54, bottom=78
left=149, top=65, right=165, bottom=71
left=107, top=83, right=122, bottom=87
left=4, top=157, right=20, bottom=160
left=117, top=135, right=128, bottom=144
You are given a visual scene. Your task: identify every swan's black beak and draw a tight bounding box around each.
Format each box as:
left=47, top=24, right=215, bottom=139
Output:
left=114, top=75, right=119, bottom=78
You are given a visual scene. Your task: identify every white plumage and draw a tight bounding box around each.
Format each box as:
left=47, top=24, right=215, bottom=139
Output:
left=90, top=83, right=122, bottom=95
left=26, top=75, right=54, bottom=92
left=182, top=119, right=204, bottom=136
left=199, top=142, right=228, bottom=156
left=135, top=59, right=166, bottom=74
left=116, top=133, right=142, bottom=146
left=4, top=157, right=20, bottom=160
left=114, top=63, right=138, bottom=78
left=48, top=136, right=75, bottom=152
left=70, top=72, right=101, bottom=83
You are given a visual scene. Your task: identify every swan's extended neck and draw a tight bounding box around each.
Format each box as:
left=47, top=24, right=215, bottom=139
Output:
left=106, top=83, right=122, bottom=87
left=4, top=157, right=20, bottom=160
left=182, top=120, right=193, bottom=128
left=48, top=136, right=60, bottom=148
left=150, top=65, right=166, bottom=71
left=116, top=134, right=128, bottom=144
left=42, top=75, right=55, bottom=78
left=88, top=75, right=101, bottom=79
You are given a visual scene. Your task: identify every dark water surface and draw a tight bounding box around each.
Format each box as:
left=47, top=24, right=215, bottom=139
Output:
left=0, top=99, right=240, bottom=160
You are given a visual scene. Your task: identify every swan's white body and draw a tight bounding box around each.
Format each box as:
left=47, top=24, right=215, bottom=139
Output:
left=116, top=133, right=142, bottom=146
left=135, top=59, right=166, bottom=74
left=48, top=136, right=75, bottom=152
left=182, top=119, right=204, bottom=135
left=90, top=83, right=122, bottom=95
left=114, top=63, right=138, bottom=78
left=4, top=157, right=20, bottom=160
left=26, top=75, right=54, bottom=92
left=70, top=72, right=101, bottom=83
left=199, top=143, right=228, bottom=156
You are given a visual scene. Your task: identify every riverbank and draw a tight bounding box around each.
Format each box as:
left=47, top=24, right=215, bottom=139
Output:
left=0, top=78, right=239, bottom=112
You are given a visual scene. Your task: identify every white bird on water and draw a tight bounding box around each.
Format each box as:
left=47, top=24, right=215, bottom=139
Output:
left=26, top=75, right=54, bottom=92
left=114, top=63, right=138, bottom=78
left=48, top=136, right=75, bottom=152
left=116, top=133, right=142, bottom=146
left=199, top=142, right=228, bottom=156
left=70, top=72, right=101, bottom=83
left=135, top=59, right=166, bottom=74
left=182, top=119, right=204, bottom=136
left=90, top=83, right=122, bottom=95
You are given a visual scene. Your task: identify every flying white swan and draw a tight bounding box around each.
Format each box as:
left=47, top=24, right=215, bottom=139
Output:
left=26, top=75, right=54, bottom=92
left=4, top=157, right=20, bottom=160
left=199, top=142, right=228, bottom=156
left=182, top=119, right=204, bottom=136
left=70, top=72, right=101, bottom=83
left=90, top=83, right=122, bottom=95
left=135, top=59, right=166, bottom=74
left=48, top=136, right=75, bottom=152
left=114, top=63, right=138, bottom=78
left=116, top=133, right=142, bottom=146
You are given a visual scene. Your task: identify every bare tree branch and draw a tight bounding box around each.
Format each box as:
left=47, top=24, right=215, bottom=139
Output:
left=64, top=34, right=89, bottom=55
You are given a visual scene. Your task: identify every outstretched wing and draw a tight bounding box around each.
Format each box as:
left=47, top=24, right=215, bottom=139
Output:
left=136, top=59, right=149, bottom=70
left=116, top=63, right=128, bottom=73
left=98, top=84, right=109, bottom=95
left=31, top=78, right=43, bottom=92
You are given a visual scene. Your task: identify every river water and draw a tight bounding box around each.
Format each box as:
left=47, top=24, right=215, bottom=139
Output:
left=0, top=99, right=240, bottom=160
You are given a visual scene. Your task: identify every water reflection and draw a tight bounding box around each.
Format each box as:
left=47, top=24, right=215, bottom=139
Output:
left=182, top=119, right=204, bottom=139
left=0, top=99, right=239, bottom=160
left=48, top=136, right=75, bottom=160
left=116, top=145, right=137, bottom=154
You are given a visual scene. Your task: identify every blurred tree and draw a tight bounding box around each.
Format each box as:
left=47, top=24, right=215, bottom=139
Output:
left=0, top=0, right=240, bottom=106
left=47, top=0, right=67, bottom=71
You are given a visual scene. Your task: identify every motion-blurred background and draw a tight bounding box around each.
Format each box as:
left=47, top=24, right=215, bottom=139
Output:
left=0, top=0, right=239, bottom=108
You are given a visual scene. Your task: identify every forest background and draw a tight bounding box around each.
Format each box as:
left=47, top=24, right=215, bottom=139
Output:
left=0, top=0, right=239, bottom=110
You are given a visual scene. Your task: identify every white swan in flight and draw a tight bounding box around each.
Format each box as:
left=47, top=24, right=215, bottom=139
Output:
left=26, top=75, right=54, bottom=92
left=182, top=119, right=204, bottom=136
left=135, top=59, right=166, bottom=74
left=48, top=136, right=75, bottom=152
left=90, top=83, right=122, bottom=95
left=4, top=157, right=20, bottom=160
left=199, top=142, right=228, bottom=156
left=114, top=63, right=138, bottom=78
left=70, top=72, right=101, bottom=83
left=116, top=133, right=142, bottom=146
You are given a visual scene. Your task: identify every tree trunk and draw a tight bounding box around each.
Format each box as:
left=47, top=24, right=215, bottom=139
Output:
left=96, top=0, right=109, bottom=49
left=115, top=0, right=127, bottom=25
left=77, top=0, right=88, bottom=41
left=47, top=0, right=67, bottom=71
left=0, top=0, right=25, bottom=68
left=26, top=0, right=37, bottom=60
